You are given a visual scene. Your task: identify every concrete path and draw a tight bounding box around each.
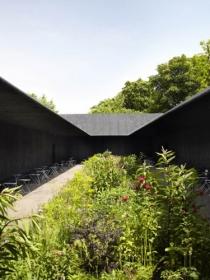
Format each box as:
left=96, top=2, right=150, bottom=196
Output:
left=8, top=164, right=82, bottom=219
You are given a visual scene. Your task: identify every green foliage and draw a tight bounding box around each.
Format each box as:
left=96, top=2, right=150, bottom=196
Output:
left=200, top=39, right=210, bottom=61
left=94, top=184, right=138, bottom=266
left=3, top=150, right=210, bottom=279
left=135, top=148, right=210, bottom=278
left=70, top=214, right=121, bottom=274
left=118, top=154, right=142, bottom=178
left=42, top=171, right=93, bottom=239
left=90, top=93, right=135, bottom=113
left=121, top=79, right=153, bottom=112
left=0, top=188, right=37, bottom=278
left=29, top=93, right=58, bottom=113
left=161, top=267, right=199, bottom=280
left=149, top=55, right=202, bottom=111
left=91, top=39, right=210, bottom=113
left=83, top=152, right=126, bottom=192
left=6, top=172, right=93, bottom=279
left=9, top=245, right=78, bottom=280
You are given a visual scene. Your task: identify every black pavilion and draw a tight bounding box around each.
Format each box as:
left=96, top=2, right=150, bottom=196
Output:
left=1, top=76, right=210, bottom=180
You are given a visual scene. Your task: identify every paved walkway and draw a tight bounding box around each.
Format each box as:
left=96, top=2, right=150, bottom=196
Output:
left=8, top=164, right=82, bottom=219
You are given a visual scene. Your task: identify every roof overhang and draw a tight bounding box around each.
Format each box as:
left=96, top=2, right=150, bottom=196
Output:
left=0, top=77, right=87, bottom=136
left=62, top=113, right=162, bottom=136
left=131, top=87, right=210, bottom=136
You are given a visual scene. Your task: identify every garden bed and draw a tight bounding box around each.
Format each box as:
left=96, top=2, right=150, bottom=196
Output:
left=1, top=149, right=210, bottom=279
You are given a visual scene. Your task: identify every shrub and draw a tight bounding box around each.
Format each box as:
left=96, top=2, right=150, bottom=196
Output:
left=83, top=152, right=126, bottom=193
left=0, top=188, right=37, bottom=278
left=135, top=148, right=210, bottom=278
left=4, top=150, right=210, bottom=279
left=118, top=154, right=139, bottom=178
left=161, top=267, right=199, bottom=280
left=70, top=214, right=122, bottom=274
left=42, top=171, right=94, bottom=244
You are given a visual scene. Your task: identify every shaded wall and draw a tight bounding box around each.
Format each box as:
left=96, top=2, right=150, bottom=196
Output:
left=131, top=124, right=210, bottom=170
left=154, top=125, right=210, bottom=170
left=92, top=136, right=133, bottom=156
left=0, top=124, right=138, bottom=181
left=131, top=90, right=210, bottom=170
left=0, top=120, right=72, bottom=181
left=130, top=133, right=156, bottom=158
left=69, top=136, right=135, bottom=161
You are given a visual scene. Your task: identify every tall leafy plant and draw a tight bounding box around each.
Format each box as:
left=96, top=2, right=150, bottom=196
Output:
left=135, top=148, right=210, bottom=278
left=84, top=152, right=126, bottom=193
left=0, top=188, right=36, bottom=278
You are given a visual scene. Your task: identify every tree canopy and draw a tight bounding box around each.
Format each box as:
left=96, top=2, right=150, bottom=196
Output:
left=91, top=94, right=135, bottom=113
left=29, top=93, right=58, bottom=113
left=90, top=39, right=210, bottom=113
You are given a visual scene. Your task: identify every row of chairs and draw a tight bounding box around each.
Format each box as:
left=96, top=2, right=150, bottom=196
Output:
left=0, top=158, right=76, bottom=195
left=198, top=169, right=210, bottom=195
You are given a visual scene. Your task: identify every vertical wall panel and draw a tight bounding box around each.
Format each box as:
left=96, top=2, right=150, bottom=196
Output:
left=0, top=121, right=72, bottom=181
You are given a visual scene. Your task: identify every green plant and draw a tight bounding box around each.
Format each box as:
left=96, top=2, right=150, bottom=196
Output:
left=70, top=214, right=122, bottom=275
left=135, top=148, right=210, bottom=278
left=161, top=267, right=199, bottom=280
left=5, top=151, right=210, bottom=279
left=135, top=265, right=154, bottom=280
left=42, top=171, right=94, bottom=244
left=84, top=152, right=126, bottom=193
left=118, top=154, right=139, bottom=178
left=0, top=188, right=38, bottom=278
left=100, top=269, right=126, bottom=279
left=94, top=185, right=138, bottom=272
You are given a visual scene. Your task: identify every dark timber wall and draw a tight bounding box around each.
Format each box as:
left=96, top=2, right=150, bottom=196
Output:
left=0, top=77, right=86, bottom=181
left=132, top=87, right=210, bottom=170
left=69, top=136, right=133, bottom=161
left=1, top=76, right=210, bottom=180
left=0, top=120, right=75, bottom=181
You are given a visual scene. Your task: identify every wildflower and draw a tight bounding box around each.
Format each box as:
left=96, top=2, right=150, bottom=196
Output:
left=137, top=175, right=146, bottom=183
left=143, top=183, right=152, bottom=191
left=121, top=195, right=129, bottom=202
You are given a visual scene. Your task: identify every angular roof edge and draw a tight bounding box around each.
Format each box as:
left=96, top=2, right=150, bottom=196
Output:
left=0, top=76, right=88, bottom=136
left=129, top=86, right=210, bottom=135
left=61, top=113, right=163, bottom=136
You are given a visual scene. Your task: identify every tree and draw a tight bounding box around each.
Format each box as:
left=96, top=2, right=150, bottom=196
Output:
left=199, top=39, right=210, bottom=85
left=200, top=39, right=210, bottom=61
left=90, top=39, right=210, bottom=113
left=29, top=93, right=58, bottom=113
left=121, top=79, right=153, bottom=112
left=149, top=55, right=201, bottom=111
left=90, top=93, right=135, bottom=113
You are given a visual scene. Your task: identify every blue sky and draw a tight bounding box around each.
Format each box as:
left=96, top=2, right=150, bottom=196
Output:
left=0, top=0, right=210, bottom=113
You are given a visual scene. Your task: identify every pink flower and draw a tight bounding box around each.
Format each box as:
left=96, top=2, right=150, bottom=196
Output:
left=143, top=183, right=152, bottom=191
left=137, top=176, right=146, bottom=183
